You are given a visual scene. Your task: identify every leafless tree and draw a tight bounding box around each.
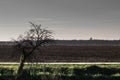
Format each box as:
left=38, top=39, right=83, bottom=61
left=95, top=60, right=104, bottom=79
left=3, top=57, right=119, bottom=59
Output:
left=14, top=22, right=53, bottom=79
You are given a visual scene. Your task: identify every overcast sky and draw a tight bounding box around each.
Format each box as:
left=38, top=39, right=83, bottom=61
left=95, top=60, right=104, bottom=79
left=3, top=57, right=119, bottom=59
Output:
left=0, top=0, right=120, bottom=41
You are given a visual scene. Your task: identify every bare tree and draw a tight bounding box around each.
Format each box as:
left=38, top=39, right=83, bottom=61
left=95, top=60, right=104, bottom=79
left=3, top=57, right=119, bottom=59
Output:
left=14, top=22, right=53, bottom=79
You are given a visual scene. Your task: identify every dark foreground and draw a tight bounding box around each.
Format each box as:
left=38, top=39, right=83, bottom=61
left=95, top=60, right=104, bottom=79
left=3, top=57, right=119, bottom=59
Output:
left=1, top=64, right=120, bottom=80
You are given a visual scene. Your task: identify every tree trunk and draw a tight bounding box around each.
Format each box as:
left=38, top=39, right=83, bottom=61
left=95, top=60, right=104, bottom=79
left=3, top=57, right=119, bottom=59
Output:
left=16, top=54, right=26, bottom=80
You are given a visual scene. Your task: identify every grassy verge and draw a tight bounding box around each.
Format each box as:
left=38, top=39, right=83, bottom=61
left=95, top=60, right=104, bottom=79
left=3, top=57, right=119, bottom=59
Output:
left=0, top=64, right=120, bottom=80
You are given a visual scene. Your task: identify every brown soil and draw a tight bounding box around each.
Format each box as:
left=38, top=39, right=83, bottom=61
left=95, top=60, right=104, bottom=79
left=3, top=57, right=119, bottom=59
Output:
left=0, top=45, right=120, bottom=62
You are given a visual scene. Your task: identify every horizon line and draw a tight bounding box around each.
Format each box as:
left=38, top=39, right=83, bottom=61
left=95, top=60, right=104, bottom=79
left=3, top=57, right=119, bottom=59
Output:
left=0, top=39, right=120, bottom=42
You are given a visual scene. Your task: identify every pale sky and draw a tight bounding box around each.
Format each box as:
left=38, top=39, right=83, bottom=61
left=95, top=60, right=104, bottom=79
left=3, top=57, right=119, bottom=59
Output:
left=0, top=0, right=120, bottom=41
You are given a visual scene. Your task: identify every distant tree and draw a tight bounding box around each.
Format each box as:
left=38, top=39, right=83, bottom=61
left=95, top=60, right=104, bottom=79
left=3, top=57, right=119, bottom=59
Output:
left=89, top=37, right=93, bottom=40
left=14, top=22, right=53, bottom=80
